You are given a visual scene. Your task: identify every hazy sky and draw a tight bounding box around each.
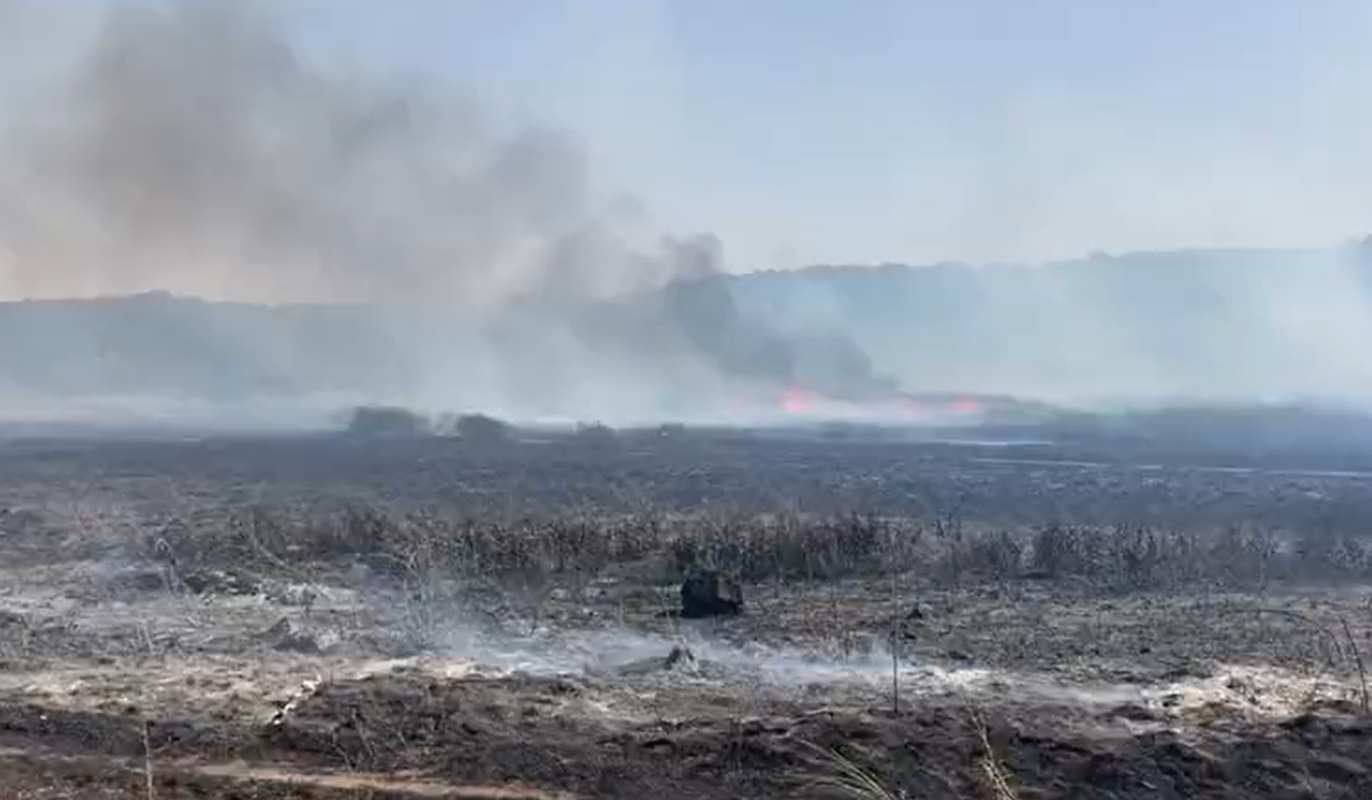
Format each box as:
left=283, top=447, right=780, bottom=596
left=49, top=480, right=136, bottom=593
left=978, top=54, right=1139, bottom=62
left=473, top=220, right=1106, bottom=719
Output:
left=5, top=0, right=1372, bottom=272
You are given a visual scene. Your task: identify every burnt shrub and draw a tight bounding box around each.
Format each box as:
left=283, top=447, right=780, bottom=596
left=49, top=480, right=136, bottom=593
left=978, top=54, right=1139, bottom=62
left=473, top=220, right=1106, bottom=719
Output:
left=574, top=422, right=618, bottom=449
left=453, top=413, right=512, bottom=445
left=1200, top=525, right=1279, bottom=588
left=668, top=513, right=902, bottom=582
left=1020, top=524, right=1284, bottom=591
left=1106, top=526, right=1171, bottom=590
left=931, top=529, right=1023, bottom=588
left=1029, top=524, right=1104, bottom=578
left=656, top=422, right=687, bottom=438
left=966, top=530, right=1024, bottom=581
left=346, top=405, right=429, bottom=437
left=1291, top=532, right=1372, bottom=580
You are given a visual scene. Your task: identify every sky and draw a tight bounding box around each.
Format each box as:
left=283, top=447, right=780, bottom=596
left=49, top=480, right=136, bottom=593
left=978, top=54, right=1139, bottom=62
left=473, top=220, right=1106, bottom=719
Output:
left=4, top=0, right=1372, bottom=273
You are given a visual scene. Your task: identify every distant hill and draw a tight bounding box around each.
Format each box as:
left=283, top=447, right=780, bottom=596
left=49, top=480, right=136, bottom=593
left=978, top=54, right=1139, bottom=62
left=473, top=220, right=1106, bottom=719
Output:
left=3, top=243, right=1372, bottom=423
left=0, top=291, right=411, bottom=399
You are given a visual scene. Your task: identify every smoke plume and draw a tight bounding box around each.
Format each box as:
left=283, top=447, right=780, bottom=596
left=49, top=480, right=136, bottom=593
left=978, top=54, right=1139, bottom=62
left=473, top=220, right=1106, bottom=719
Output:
left=2, top=2, right=658, bottom=304
left=0, top=1, right=891, bottom=423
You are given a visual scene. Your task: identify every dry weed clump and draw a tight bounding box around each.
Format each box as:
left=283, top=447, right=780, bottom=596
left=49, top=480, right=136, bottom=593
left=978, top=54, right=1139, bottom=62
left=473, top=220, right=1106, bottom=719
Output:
left=803, top=740, right=904, bottom=800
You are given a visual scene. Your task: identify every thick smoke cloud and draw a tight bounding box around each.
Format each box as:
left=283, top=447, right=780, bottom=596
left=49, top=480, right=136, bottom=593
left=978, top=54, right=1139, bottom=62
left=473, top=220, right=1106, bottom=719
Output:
left=0, top=1, right=891, bottom=423
left=1, top=1, right=654, bottom=304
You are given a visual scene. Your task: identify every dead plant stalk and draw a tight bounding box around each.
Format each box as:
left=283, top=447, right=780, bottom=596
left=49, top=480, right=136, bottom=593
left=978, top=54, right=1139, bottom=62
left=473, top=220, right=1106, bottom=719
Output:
left=142, top=719, right=155, bottom=800
left=1337, top=615, right=1369, bottom=712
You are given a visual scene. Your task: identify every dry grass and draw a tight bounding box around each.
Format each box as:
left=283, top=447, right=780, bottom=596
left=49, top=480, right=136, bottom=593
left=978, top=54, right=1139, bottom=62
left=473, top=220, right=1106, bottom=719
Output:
left=803, top=741, right=904, bottom=800
left=1337, top=615, right=1370, bottom=712
left=967, top=707, right=1017, bottom=800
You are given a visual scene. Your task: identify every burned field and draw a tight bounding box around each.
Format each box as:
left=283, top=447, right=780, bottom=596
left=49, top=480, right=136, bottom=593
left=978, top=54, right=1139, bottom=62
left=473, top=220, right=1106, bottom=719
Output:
left=1, top=426, right=1371, bottom=798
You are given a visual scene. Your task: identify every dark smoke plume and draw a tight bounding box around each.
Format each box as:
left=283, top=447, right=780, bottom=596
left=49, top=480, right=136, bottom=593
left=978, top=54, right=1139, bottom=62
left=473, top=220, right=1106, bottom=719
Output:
left=654, top=235, right=892, bottom=399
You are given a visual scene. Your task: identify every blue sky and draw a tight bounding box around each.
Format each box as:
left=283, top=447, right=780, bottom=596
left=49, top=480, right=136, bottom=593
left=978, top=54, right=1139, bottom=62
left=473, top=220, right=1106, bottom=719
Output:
left=7, top=0, right=1372, bottom=272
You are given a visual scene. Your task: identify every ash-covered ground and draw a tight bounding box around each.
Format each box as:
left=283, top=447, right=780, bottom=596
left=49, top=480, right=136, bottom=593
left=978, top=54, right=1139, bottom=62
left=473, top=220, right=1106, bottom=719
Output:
left=1, top=421, right=1370, bottom=798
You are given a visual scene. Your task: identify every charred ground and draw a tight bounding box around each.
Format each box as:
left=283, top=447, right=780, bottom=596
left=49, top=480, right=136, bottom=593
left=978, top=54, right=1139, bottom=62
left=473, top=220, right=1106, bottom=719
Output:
left=0, top=422, right=1370, bottom=798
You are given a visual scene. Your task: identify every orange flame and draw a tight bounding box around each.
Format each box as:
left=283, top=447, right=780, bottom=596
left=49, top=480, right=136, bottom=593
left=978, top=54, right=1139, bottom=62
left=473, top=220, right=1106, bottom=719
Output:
left=952, top=396, right=981, bottom=414
left=780, top=387, right=820, bottom=414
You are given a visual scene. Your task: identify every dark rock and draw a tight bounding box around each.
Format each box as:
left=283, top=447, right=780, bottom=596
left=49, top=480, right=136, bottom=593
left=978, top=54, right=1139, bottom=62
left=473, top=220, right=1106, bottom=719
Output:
left=680, top=570, right=742, bottom=618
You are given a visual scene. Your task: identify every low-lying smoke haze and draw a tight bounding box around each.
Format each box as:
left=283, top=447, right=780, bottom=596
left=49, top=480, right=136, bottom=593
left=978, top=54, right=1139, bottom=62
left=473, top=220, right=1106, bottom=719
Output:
left=2, top=1, right=1372, bottom=425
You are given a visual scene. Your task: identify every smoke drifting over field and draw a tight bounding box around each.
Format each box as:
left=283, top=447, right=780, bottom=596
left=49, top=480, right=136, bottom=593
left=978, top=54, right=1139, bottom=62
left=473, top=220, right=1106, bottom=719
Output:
left=0, top=1, right=891, bottom=422
left=729, top=244, right=1372, bottom=407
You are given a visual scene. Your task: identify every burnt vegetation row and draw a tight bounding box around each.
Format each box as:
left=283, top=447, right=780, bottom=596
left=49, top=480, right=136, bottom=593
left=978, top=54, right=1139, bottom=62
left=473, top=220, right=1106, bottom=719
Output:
left=149, top=505, right=1372, bottom=596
